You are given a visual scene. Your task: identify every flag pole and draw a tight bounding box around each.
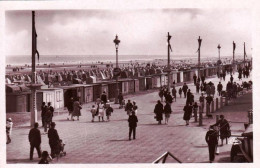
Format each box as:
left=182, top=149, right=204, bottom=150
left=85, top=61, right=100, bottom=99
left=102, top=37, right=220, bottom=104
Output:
left=244, top=42, right=246, bottom=67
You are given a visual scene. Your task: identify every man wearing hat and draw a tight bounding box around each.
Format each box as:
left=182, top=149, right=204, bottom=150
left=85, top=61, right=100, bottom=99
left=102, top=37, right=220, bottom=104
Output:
left=48, top=122, right=60, bottom=158
left=28, top=122, right=42, bottom=160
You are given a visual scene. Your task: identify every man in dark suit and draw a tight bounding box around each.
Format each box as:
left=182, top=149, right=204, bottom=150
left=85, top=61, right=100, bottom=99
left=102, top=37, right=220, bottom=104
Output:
left=47, top=102, right=54, bottom=122
left=28, top=122, right=42, bottom=160
left=128, top=111, right=138, bottom=140
left=41, top=102, right=46, bottom=127
left=48, top=122, right=60, bottom=158
left=205, top=125, right=218, bottom=163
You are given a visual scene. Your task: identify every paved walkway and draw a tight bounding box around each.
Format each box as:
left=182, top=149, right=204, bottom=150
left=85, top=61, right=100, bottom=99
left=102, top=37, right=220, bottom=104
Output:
left=6, top=72, right=252, bottom=164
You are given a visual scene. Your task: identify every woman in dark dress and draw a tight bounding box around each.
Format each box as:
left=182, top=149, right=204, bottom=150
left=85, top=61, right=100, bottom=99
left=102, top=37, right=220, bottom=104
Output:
left=164, top=102, right=172, bottom=125
left=154, top=100, right=164, bottom=124
left=183, top=103, right=193, bottom=125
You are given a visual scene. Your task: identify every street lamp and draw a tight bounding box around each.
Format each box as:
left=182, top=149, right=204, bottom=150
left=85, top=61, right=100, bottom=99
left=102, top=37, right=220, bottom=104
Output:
left=113, top=35, right=120, bottom=104
left=166, top=32, right=172, bottom=91
left=217, top=44, right=221, bottom=60
left=197, top=36, right=202, bottom=81
left=217, top=44, right=221, bottom=78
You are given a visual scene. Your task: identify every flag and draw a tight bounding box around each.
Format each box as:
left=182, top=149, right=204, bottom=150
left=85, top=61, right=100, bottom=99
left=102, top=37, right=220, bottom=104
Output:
left=33, top=12, right=40, bottom=62
left=196, top=36, right=202, bottom=53
left=233, top=41, right=236, bottom=53
left=167, top=32, right=172, bottom=52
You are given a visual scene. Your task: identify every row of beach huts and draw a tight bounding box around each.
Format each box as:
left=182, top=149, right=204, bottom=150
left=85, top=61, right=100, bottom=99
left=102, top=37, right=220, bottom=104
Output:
left=6, top=64, right=239, bottom=113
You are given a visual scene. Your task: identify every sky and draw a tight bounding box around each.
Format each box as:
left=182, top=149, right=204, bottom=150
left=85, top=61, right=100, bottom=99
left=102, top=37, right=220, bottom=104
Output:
left=5, top=9, right=252, bottom=57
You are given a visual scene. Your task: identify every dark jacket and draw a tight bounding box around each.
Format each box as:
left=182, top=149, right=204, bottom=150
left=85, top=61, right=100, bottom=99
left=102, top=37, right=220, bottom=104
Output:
left=41, top=105, right=47, bottom=117
left=182, top=85, right=188, bottom=93
left=101, top=94, right=107, bottom=103
left=212, top=119, right=230, bottom=139
left=128, top=115, right=138, bottom=128
left=29, top=128, right=41, bottom=145
left=125, top=102, right=133, bottom=111
left=106, top=106, right=113, bottom=116
left=217, top=83, right=223, bottom=92
left=183, top=105, right=192, bottom=120
left=164, top=103, right=172, bottom=114
left=154, top=103, right=164, bottom=121
left=48, top=128, right=60, bottom=145
left=67, top=99, right=74, bottom=111
left=205, top=129, right=218, bottom=145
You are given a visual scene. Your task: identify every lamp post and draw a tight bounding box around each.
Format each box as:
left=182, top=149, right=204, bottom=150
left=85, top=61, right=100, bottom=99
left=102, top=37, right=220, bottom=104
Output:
left=167, top=32, right=172, bottom=91
left=217, top=44, right=221, bottom=78
left=197, top=36, right=202, bottom=80
left=233, top=41, right=236, bottom=73
left=29, top=11, right=42, bottom=126
left=244, top=42, right=246, bottom=67
left=113, top=35, right=120, bottom=104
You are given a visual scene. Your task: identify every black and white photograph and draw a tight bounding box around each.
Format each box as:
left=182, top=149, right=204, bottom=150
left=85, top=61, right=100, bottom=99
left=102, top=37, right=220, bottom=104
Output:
left=1, top=0, right=259, bottom=167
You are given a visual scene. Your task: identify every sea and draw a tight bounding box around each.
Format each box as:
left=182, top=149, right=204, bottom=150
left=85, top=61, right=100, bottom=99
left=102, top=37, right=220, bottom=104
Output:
left=6, top=54, right=247, bottom=66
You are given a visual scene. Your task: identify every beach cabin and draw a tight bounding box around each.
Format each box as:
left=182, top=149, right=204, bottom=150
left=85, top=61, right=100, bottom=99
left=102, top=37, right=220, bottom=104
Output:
left=6, top=84, right=37, bottom=112
left=152, top=75, right=161, bottom=88
left=70, top=84, right=92, bottom=103
left=160, top=74, right=167, bottom=86
left=36, top=88, right=64, bottom=109
left=107, top=81, right=118, bottom=100
left=134, top=79, right=139, bottom=92
left=128, top=79, right=135, bottom=94
left=138, top=77, right=146, bottom=91
left=57, top=85, right=80, bottom=108
left=92, top=82, right=109, bottom=101
left=118, top=79, right=129, bottom=95
left=84, top=84, right=94, bottom=103
left=145, top=77, right=153, bottom=90
left=6, top=84, right=26, bottom=112
left=172, top=72, right=178, bottom=85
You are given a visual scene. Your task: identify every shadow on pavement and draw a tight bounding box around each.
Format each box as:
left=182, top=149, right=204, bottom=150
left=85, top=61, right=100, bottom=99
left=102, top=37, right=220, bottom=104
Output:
left=7, top=158, right=39, bottom=164
left=193, top=145, right=208, bottom=148
left=217, top=156, right=231, bottom=163
left=139, top=123, right=161, bottom=126
left=109, top=139, right=130, bottom=142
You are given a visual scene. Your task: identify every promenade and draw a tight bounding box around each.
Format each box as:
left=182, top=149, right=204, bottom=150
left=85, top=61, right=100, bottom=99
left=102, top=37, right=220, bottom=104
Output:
left=6, top=72, right=252, bottom=164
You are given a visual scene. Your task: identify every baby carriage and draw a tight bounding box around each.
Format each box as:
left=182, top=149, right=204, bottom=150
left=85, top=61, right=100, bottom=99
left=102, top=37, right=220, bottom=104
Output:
left=56, top=139, right=66, bottom=160
left=119, top=99, right=126, bottom=109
